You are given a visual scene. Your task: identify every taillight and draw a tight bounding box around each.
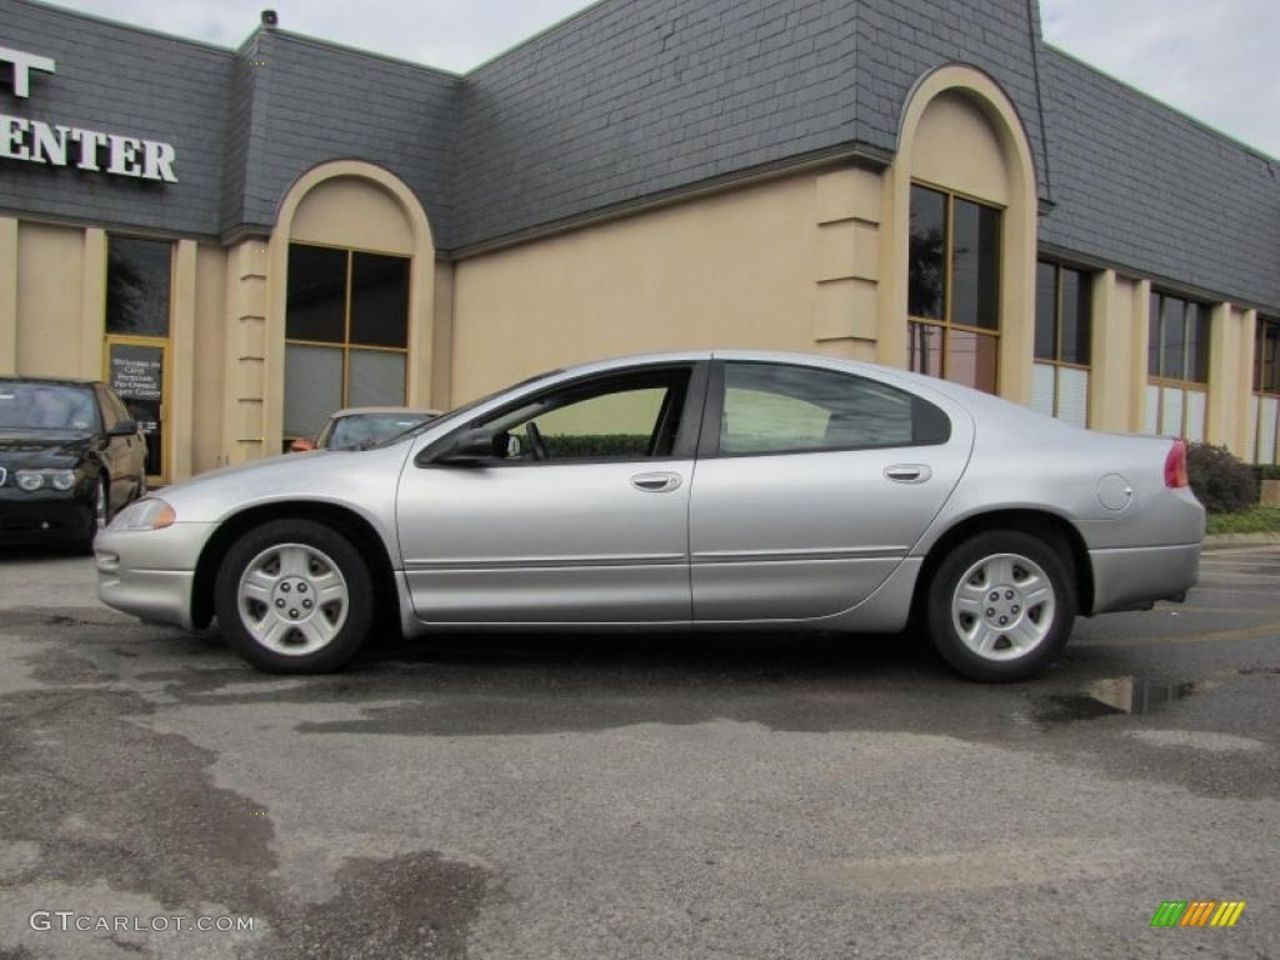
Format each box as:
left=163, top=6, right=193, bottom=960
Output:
left=1164, top=439, right=1189, bottom=488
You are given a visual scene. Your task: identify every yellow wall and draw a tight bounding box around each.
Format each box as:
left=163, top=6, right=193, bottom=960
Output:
left=192, top=244, right=227, bottom=474
left=452, top=171, right=831, bottom=402
left=0, top=218, right=17, bottom=375
left=910, top=92, right=1010, bottom=205
left=15, top=222, right=87, bottom=379
left=290, top=175, right=415, bottom=256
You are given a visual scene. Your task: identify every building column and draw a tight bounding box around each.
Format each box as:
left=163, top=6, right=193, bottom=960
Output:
left=0, top=217, right=15, bottom=375
left=430, top=260, right=455, bottom=410
left=1088, top=270, right=1131, bottom=432
left=812, top=166, right=881, bottom=363
left=1205, top=301, right=1234, bottom=450
left=222, top=239, right=268, bottom=466
left=169, top=239, right=197, bottom=480
left=1233, top=309, right=1258, bottom=457
left=877, top=161, right=909, bottom=370
left=1129, top=278, right=1153, bottom=432
left=80, top=228, right=106, bottom=379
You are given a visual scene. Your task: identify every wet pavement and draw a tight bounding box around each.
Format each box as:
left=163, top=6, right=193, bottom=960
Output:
left=0, top=546, right=1276, bottom=958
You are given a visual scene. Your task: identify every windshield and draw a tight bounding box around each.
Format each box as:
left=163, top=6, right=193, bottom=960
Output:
left=322, top=413, right=437, bottom=451
left=393, top=369, right=565, bottom=443
left=0, top=382, right=100, bottom=432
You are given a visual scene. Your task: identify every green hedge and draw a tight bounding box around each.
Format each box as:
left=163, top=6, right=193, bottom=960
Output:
left=1206, top=505, right=1280, bottom=535
left=1187, top=442, right=1257, bottom=514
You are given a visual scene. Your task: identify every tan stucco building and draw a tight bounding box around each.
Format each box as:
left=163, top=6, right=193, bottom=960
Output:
left=3, top=0, right=1279, bottom=485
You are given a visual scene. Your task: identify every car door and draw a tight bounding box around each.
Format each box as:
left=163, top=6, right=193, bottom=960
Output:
left=689, top=359, right=972, bottom=621
left=397, top=362, right=707, bottom=624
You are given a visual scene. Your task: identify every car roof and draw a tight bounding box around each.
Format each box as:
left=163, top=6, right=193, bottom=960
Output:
left=0, top=376, right=102, bottom=388
left=331, top=406, right=442, bottom=418
left=541, top=349, right=968, bottom=397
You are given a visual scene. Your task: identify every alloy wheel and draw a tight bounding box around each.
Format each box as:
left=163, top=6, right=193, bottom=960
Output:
left=950, top=552, right=1056, bottom=661
left=236, top=543, right=350, bottom=655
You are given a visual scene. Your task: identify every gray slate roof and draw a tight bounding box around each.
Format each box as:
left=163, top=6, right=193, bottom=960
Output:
left=1038, top=47, right=1280, bottom=311
left=452, top=0, right=1052, bottom=250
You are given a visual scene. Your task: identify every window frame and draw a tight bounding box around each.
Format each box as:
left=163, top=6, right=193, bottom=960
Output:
left=697, top=360, right=952, bottom=460
left=1255, top=316, right=1280, bottom=397
left=419, top=362, right=709, bottom=468
left=1147, top=290, right=1210, bottom=440
left=1251, top=315, right=1280, bottom=464
left=284, top=240, right=412, bottom=441
left=907, top=181, right=1004, bottom=394
left=1033, top=260, right=1093, bottom=425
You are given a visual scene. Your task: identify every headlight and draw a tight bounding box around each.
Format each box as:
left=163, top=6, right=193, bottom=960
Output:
left=15, top=468, right=82, bottom=492
left=109, top=497, right=176, bottom=531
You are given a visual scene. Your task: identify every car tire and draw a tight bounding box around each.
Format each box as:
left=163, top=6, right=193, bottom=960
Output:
left=925, top=529, right=1076, bottom=683
left=215, top=518, right=374, bottom=674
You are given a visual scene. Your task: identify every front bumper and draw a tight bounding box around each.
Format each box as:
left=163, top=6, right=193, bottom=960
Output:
left=0, top=490, right=93, bottom=544
left=95, top=522, right=217, bottom=630
left=1088, top=542, right=1201, bottom=615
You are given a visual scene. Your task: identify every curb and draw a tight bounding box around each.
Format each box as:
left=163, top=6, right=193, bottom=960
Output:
left=1203, top=532, right=1280, bottom=550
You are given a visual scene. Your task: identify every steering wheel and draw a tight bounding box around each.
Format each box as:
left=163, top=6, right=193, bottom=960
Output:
left=524, top=421, right=548, bottom=461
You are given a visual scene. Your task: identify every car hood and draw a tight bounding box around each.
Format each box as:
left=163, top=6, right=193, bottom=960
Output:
left=0, top=430, right=96, bottom=464
left=150, top=443, right=414, bottom=525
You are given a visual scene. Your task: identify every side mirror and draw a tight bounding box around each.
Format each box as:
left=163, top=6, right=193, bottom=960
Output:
left=430, top=428, right=519, bottom=465
left=108, top=419, right=138, bottom=437
left=289, top=437, right=316, bottom=453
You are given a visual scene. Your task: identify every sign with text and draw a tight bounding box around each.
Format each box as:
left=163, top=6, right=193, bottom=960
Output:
left=0, top=46, right=178, bottom=182
left=109, top=343, right=163, bottom=403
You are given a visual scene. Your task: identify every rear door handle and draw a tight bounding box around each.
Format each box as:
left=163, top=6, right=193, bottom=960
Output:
left=884, top=464, right=932, bottom=484
left=631, top=472, right=683, bottom=493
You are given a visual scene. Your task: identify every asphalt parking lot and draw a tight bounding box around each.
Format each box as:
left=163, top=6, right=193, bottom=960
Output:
left=0, top=547, right=1276, bottom=959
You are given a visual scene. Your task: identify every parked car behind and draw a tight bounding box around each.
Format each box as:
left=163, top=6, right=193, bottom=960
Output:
left=96, top=351, right=1204, bottom=681
left=289, top=407, right=441, bottom=453
left=0, top=377, right=147, bottom=551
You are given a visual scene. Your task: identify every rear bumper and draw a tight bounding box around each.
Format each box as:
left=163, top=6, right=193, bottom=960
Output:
left=94, top=522, right=216, bottom=630
left=1088, top=542, right=1201, bottom=615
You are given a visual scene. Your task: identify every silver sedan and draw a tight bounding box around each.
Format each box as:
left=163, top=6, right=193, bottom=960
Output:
left=95, top=351, right=1204, bottom=681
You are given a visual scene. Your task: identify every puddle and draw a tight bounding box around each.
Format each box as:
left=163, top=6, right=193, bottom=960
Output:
left=1035, top=676, right=1209, bottom=723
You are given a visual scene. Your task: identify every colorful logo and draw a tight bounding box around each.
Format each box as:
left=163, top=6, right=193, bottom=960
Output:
left=1150, top=900, right=1246, bottom=928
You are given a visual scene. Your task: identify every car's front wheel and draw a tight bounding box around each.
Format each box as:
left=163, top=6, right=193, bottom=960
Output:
left=215, top=518, right=373, bottom=673
left=925, top=529, right=1076, bottom=682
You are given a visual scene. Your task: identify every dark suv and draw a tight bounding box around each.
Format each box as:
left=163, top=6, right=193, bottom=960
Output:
left=0, top=377, right=147, bottom=551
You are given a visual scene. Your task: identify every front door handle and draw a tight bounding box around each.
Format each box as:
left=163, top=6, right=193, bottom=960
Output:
left=884, top=464, right=932, bottom=484
left=631, top=472, right=683, bottom=493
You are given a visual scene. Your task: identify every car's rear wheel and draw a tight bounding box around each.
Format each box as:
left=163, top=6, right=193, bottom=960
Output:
left=925, top=530, right=1076, bottom=682
left=215, top=518, right=373, bottom=674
